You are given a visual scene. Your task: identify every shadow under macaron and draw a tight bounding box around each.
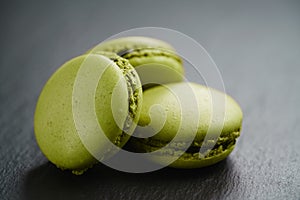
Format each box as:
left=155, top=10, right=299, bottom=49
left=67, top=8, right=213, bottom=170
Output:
left=23, top=157, right=240, bottom=200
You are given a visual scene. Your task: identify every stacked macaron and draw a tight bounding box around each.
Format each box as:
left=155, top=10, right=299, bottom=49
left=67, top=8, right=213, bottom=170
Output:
left=34, top=37, right=243, bottom=174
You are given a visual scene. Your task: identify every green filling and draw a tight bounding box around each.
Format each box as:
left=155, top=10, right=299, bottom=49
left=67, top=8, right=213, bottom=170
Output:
left=93, top=43, right=171, bottom=55
left=121, top=48, right=182, bottom=64
left=130, top=131, right=240, bottom=159
left=98, top=52, right=141, bottom=146
left=181, top=132, right=239, bottom=159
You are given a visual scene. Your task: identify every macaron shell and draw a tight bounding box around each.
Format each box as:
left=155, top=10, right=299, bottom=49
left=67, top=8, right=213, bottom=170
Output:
left=151, top=145, right=235, bottom=168
left=34, top=54, right=135, bottom=173
left=138, top=82, right=243, bottom=142
left=34, top=56, right=96, bottom=172
left=124, top=50, right=184, bottom=86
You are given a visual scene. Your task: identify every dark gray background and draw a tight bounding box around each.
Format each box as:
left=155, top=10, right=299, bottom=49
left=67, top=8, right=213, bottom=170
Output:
left=1, top=0, right=299, bottom=199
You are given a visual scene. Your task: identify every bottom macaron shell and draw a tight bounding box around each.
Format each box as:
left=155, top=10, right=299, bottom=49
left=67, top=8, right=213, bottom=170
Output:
left=168, top=144, right=235, bottom=168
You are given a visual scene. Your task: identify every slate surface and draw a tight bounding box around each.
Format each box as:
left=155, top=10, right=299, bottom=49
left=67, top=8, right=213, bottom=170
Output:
left=1, top=0, right=299, bottom=199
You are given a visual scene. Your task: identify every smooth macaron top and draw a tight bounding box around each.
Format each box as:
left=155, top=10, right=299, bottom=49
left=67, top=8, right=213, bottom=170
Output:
left=136, top=82, right=243, bottom=144
left=34, top=53, right=142, bottom=174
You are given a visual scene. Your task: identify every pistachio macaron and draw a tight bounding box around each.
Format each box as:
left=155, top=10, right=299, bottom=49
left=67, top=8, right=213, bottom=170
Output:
left=127, top=82, right=243, bottom=168
left=34, top=52, right=143, bottom=174
left=87, top=37, right=184, bottom=88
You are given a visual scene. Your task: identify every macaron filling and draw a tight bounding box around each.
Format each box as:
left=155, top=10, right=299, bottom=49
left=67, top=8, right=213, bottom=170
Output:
left=97, top=52, right=142, bottom=145
left=117, top=48, right=182, bottom=64
left=88, top=37, right=176, bottom=55
left=129, top=129, right=240, bottom=160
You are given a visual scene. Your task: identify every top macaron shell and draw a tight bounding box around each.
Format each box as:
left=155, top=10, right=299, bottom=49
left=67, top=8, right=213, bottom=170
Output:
left=34, top=54, right=142, bottom=174
left=138, top=82, right=243, bottom=142
left=87, top=37, right=185, bottom=87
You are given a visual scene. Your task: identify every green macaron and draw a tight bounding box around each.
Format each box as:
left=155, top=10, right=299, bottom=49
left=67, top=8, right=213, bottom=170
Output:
left=87, top=37, right=184, bottom=88
left=34, top=52, right=143, bottom=174
left=127, top=82, right=243, bottom=168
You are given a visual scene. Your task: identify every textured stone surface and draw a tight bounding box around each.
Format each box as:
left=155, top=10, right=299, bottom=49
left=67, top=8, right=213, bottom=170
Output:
left=1, top=0, right=300, bottom=199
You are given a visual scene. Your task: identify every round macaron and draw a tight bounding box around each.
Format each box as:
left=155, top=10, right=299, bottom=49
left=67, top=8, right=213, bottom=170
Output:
left=87, top=36, right=184, bottom=88
left=127, top=82, right=243, bottom=168
left=34, top=52, right=143, bottom=174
